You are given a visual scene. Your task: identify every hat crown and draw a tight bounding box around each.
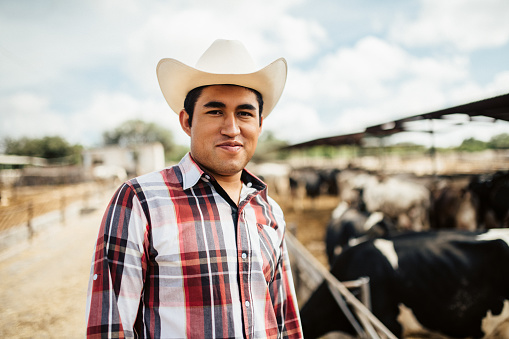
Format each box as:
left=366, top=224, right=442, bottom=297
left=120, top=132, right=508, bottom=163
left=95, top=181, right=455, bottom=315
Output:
left=195, top=39, right=257, bottom=74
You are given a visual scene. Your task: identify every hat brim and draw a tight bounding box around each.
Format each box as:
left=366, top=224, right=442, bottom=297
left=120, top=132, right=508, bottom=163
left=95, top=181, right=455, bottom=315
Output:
left=156, top=57, right=287, bottom=118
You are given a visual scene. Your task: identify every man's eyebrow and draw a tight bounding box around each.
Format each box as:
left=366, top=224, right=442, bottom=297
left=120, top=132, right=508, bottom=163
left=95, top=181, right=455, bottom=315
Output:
left=203, top=101, right=226, bottom=108
left=203, top=102, right=257, bottom=111
left=237, top=103, right=257, bottom=111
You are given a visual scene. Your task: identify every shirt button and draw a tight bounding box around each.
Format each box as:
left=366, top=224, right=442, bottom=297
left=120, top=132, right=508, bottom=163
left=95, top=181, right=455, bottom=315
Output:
left=93, top=274, right=98, bottom=281
left=204, top=175, right=210, bottom=180
left=247, top=182, right=252, bottom=188
left=245, top=301, right=250, bottom=307
left=241, top=252, right=247, bottom=259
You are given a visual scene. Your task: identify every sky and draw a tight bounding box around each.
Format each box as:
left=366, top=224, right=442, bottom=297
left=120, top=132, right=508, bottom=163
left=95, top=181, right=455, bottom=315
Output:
left=1, top=0, right=509, bottom=150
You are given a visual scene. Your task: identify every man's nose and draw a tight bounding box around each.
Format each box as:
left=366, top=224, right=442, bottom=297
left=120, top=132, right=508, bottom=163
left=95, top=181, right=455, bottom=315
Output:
left=221, top=114, right=240, bottom=137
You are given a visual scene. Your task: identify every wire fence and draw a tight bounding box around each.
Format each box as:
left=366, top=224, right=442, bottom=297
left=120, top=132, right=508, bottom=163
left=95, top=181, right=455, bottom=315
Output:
left=0, top=182, right=115, bottom=238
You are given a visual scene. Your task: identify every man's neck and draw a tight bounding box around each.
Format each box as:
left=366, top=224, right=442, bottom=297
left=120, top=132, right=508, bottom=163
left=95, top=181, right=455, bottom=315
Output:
left=214, top=174, right=243, bottom=205
left=190, top=156, right=244, bottom=205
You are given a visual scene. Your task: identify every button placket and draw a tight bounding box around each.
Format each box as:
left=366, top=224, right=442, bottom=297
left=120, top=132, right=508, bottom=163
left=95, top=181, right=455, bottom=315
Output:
left=237, top=208, right=253, bottom=335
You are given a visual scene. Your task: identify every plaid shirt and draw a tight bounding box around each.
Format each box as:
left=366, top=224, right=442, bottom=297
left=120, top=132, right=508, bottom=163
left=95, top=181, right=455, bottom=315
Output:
left=86, top=153, right=303, bottom=338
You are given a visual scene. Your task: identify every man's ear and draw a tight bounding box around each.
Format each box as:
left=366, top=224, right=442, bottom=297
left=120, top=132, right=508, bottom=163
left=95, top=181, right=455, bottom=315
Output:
left=258, top=115, right=263, bottom=135
left=179, top=109, right=192, bottom=137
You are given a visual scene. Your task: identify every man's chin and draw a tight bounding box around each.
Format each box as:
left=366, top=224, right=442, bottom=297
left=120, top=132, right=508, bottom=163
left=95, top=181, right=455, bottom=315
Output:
left=198, top=159, right=244, bottom=178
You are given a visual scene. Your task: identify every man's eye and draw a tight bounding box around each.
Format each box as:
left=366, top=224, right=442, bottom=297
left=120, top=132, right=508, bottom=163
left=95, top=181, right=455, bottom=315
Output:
left=238, top=111, right=254, bottom=117
left=207, top=110, right=222, bottom=115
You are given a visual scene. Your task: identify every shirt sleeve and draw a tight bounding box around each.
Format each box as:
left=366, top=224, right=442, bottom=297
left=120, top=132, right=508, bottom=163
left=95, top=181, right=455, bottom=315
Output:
left=271, top=236, right=304, bottom=339
left=86, top=183, right=148, bottom=338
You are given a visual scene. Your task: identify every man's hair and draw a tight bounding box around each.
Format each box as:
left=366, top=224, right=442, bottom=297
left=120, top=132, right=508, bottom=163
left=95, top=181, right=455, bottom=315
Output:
left=183, top=85, right=264, bottom=127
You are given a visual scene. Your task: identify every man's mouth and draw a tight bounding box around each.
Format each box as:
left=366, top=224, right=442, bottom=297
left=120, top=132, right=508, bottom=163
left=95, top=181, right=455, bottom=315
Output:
left=217, top=141, right=243, bottom=152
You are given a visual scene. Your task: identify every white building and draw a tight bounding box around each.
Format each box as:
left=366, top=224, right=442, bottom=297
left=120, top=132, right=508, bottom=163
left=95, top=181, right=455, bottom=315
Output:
left=82, top=142, right=165, bottom=178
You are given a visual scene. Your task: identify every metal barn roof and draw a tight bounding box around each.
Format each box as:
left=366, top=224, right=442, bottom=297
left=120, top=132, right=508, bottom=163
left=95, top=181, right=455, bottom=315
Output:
left=285, top=92, right=509, bottom=149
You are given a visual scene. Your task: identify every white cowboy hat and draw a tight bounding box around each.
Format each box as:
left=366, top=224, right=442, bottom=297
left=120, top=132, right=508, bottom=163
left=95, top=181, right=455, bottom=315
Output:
left=156, top=39, right=287, bottom=118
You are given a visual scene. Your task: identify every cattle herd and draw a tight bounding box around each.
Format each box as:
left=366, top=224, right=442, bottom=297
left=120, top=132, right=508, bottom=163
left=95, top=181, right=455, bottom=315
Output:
left=253, top=164, right=509, bottom=339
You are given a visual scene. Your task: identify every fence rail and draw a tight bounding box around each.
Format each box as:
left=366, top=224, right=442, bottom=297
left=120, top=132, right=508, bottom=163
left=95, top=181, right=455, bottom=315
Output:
left=0, top=182, right=112, bottom=236
left=286, top=231, right=397, bottom=339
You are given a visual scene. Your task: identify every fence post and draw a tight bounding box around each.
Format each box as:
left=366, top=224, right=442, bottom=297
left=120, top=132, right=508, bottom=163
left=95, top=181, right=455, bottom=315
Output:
left=27, top=202, right=34, bottom=238
left=287, top=222, right=303, bottom=300
left=359, top=277, right=372, bottom=311
left=60, top=193, right=66, bottom=225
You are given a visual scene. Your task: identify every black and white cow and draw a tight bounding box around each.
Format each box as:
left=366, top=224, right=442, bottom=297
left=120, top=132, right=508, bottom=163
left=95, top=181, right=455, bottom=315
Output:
left=468, top=171, right=509, bottom=229
left=300, top=229, right=509, bottom=339
left=337, top=170, right=431, bottom=231
left=429, top=179, right=477, bottom=230
left=325, top=200, right=395, bottom=266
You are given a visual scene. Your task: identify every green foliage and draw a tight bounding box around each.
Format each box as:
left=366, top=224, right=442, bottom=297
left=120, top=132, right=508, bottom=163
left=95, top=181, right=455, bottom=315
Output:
left=488, top=133, right=509, bottom=149
left=456, top=137, right=487, bottom=152
left=252, top=131, right=289, bottom=162
left=167, top=144, right=190, bottom=163
left=453, top=133, right=509, bottom=152
left=389, top=142, right=427, bottom=153
left=3, top=136, right=83, bottom=164
left=103, top=119, right=177, bottom=161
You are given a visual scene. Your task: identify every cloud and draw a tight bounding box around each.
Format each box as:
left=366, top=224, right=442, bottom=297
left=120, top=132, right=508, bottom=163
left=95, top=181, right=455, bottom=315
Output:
left=67, top=91, right=188, bottom=147
left=1, top=0, right=507, bottom=151
left=0, top=2, right=136, bottom=93
left=1, top=0, right=328, bottom=147
left=0, top=92, right=69, bottom=140
left=289, top=36, right=469, bottom=110
left=0, top=89, right=188, bottom=148
left=485, top=71, right=509, bottom=95
left=389, top=0, right=509, bottom=51
left=263, top=102, right=326, bottom=143
left=277, top=33, right=509, bottom=147
left=284, top=36, right=472, bottom=125
left=122, top=0, right=328, bottom=95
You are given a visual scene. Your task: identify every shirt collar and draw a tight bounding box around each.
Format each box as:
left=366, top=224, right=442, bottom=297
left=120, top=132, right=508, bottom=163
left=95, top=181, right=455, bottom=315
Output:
left=178, top=152, right=267, bottom=192
left=178, top=153, right=204, bottom=190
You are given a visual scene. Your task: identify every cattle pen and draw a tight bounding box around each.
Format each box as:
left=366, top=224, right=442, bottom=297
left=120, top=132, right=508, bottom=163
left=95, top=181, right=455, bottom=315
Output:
left=286, top=230, right=397, bottom=339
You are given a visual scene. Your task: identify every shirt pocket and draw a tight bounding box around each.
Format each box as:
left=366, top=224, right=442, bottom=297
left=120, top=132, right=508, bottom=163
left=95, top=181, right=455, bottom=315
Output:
left=256, top=222, right=282, bottom=284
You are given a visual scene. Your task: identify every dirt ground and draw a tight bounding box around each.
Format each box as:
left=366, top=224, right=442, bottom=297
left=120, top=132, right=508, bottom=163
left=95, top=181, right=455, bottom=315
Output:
left=0, top=187, right=336, bottom=338
left=0, top=190, right=112, bottom=338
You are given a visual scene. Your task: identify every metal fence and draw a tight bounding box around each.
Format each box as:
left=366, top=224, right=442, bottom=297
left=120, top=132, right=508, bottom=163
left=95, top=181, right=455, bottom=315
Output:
left=286, top=231, right=397, bottom=339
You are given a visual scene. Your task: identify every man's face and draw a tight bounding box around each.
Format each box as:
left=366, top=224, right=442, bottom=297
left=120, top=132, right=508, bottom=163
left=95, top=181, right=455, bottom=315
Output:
left=180, top=85, right=263, bottom=180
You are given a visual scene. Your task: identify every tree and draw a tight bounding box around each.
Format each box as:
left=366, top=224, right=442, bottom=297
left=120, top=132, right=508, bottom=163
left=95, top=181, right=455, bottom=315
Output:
left=103, top=119, right=180, bottom=161
left=3, top=136, right=83, bottom=164
left=488, top=133, right=509, bottom=149
left=456, top=137, right=487, bottom=152
left=252, top=131, right=289, bottom=162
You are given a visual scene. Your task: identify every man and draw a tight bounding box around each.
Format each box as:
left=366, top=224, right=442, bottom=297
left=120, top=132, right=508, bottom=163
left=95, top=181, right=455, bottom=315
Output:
left=86, top=39, right=303, bottom=338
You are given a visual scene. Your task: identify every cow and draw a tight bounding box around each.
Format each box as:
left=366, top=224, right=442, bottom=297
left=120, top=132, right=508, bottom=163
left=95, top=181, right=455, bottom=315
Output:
left=325, top=200, right=396, bottom=266
left=337, top=169, right=378, bottom=205
left=429, top=180, right=477, bottom=231
left=300, top=229, right=509, bottom=339
left=288, top=167, right=340, bottom=210
left=336, top=170, right=431, bottom=231
left=319, top=168, right=341, bottom=196
left=468, top=171, right=509, bottom=229
left=361, top=176, right=431, bottom=231
left=249, top=162, right=292, bottom=198
left=288, top=167, right=341, bottom=198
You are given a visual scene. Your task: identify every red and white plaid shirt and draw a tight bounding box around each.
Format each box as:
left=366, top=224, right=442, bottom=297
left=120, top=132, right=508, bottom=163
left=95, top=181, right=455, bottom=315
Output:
left=86, top=153, right=303, bottom=338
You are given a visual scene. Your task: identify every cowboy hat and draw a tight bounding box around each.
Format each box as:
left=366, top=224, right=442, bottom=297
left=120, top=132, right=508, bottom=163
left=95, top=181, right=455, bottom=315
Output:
left=156, top=39, right=287, bottom=118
